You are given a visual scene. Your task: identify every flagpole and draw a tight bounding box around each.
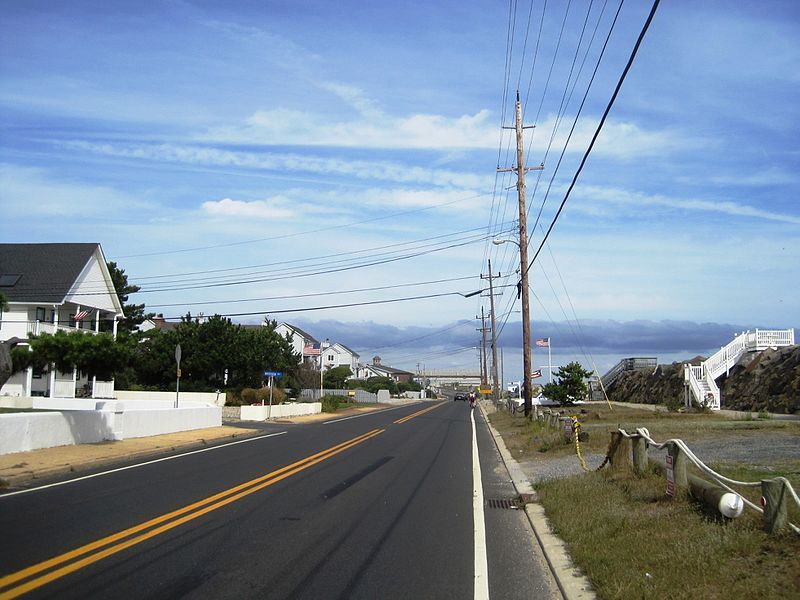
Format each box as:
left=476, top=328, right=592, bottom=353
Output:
left=548, top=338, right=552, bottom=383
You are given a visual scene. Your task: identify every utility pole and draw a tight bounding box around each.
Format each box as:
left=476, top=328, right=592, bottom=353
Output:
left=499, top=91, right=543, bottom=418
left=476, top=307, right=489, bottom=387
left=481, top=259, right=501, bottom=403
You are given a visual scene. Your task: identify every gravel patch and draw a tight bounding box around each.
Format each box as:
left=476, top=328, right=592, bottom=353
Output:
left=517, top=432, right=799, bottom=485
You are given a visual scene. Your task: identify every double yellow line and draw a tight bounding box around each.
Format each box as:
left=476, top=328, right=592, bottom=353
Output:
left=0, top=428, right=384, bottom=600
left=393, top=401, right=446, bottom=424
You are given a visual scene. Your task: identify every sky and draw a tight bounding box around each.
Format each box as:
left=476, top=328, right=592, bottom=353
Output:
left=1, top=0, right=798, bottom=382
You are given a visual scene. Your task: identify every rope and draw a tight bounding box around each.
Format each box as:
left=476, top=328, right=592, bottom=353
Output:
left=572, top=416, right=590, bottom=472
left=616, top=427, right=799, bottom=532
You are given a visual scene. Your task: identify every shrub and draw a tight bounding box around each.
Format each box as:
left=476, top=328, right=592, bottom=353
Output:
left=241, top=386, right=287, bottom=405
left=321, top=394, right=348, bottom=413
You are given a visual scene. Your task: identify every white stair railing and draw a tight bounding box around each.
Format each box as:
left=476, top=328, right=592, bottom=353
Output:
left=684, top=329, right=794, bottom=410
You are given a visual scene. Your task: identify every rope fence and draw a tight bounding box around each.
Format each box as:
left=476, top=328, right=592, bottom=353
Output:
left=535, top=408, right=799, bottom=535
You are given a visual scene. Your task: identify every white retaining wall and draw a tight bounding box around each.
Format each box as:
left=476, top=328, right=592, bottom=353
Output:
left=0, top=406, right=222, bottom=456
left=115, top=390, right=227, bottom=406
left=240, top=402, right=322, bottom=421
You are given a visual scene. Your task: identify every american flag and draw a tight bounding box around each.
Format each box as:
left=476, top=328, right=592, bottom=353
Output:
left=536, top=338, right=550, bottom=347
left=530, top=369, right=542, bottom=379
left=74, top=310, right=91, bottom=322
left=303, top=343, right=321, bottom=356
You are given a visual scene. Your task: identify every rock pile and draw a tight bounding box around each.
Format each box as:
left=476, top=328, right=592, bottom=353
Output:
left=606, top=346, right=800, bottom=414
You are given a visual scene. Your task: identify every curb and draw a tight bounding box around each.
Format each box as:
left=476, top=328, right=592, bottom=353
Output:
left=478, top=401, right=596, bottom=600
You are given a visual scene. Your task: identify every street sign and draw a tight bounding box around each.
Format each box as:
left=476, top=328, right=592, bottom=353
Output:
left=478, top=386, right=492, bottom=394
left=263, top=371, right=283, bottom=378
left=175, top=344, right=182, bottom=367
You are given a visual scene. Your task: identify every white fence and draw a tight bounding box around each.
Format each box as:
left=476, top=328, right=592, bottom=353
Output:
left=240, top=402, right=322, bottom=421
left=114, top=389, right=227, bottom=406
left=0, top=405, right=222, bottom=455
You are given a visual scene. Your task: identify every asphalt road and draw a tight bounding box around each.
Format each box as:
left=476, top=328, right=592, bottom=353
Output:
left=0, top=401, right=559, bottom=599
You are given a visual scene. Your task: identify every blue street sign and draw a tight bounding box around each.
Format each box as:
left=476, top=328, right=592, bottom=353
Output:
left=263, top=371, right=283, bottom=378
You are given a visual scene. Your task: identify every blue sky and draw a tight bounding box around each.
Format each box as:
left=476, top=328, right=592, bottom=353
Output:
left=2, top=0, right=798, bottom=380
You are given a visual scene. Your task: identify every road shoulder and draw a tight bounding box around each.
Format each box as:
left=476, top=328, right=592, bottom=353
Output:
left=479, top=400, right=596, bottom=600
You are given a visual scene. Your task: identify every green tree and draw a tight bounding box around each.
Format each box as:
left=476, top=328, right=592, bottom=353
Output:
left=323, top=366, right=352, bottom=389
left=18, top=330, right=130, bottom=380
left=398, top=380, right=422, bottom=394
left=128, top=315, right=300, bottom=392
left=107, top=261, right=151, bottom=336
left=543, top=361, right=592, bottom=405
left=0, top=291, right=8, bottom=313
left=364, top=376, right=398, bottom=395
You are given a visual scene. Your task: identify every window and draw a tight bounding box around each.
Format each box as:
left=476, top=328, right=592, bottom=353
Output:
left=0, top=274, right=21, bottom=287
left=328, top=354, right=335, bottom=361
left=36, top=307, right=46, bottom=322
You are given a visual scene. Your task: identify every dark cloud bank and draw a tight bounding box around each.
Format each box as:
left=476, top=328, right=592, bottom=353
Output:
left=273, top=318, right=798, bottom=356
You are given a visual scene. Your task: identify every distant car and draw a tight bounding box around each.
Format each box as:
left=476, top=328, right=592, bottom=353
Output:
left=454, top=393, right=467, bottom=401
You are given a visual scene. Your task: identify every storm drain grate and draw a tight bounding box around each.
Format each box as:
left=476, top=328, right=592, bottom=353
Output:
left=485, top=498, right=517, bottom=510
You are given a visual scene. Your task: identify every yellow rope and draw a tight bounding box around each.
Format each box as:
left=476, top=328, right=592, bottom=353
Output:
left=572, top=416, right=590, bottom=472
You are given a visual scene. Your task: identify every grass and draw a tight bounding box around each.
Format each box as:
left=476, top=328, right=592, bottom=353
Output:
left=488, top=403, right=800, bottom=599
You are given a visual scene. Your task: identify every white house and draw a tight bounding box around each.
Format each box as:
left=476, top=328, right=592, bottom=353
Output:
left=0, top=243, right=124, bottom=398
left=274, top=322, right=321, bottom=368
left=321, top=342, right=360, bottom=374
left=357, top=356, right=414, bottom=384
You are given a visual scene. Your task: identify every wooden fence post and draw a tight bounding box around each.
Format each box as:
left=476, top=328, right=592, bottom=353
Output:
left=631, top=435, right=648, bottom=475
left=609, top=432, right=632, bottom=474
left=665, top=441, right=688, bottom=496
left=761, top=478, right=788, bottom=534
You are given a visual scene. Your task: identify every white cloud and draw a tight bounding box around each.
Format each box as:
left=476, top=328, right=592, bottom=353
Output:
left=204, top=106, right=499, bottom=149
left=576, top=185, right=800, bottom=225
left=196, top=93, right=692, bottom=157
left=202, top=197, right=296, bottom=220
left=63, top=140, right=493, bottom=189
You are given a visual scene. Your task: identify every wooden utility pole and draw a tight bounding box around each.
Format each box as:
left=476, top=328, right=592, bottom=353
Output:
left=476, top=308, right=489, bottom=386
left=481, top=260, right=501, bottom=403
left=499, top=91, right=543, bottom=417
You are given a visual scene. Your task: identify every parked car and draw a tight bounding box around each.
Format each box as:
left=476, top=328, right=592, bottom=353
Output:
left=454, top=393, right=467, bottom=401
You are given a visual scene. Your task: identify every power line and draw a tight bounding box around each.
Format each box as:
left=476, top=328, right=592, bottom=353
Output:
left=118, top=191, right=494, bottom=258
left=525, top=0, right=661, bottom=275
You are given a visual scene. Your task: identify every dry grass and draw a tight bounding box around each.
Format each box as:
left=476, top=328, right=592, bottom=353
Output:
left=488, top=404, right=800, bottom=599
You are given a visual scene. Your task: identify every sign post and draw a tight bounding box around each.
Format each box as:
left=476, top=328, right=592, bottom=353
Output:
left=174, top=344, right=182, bottom=409
left=263, top=371, right=283, bottom=419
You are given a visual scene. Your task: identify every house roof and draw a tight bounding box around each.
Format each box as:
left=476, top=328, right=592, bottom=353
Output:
left=333, top=342, right=360, bottom=358
left=0, top=243, right=100, bottom=303
left=364, top=364, right=414, bottom=376
left=277, top=322, right=319, bottom=345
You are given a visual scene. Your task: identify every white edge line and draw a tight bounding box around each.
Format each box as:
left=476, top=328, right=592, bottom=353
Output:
left=322, top=403, right=420, bottom=424
left=472, top=407, right=490, bottom=599
left=0, top=431, right=288, bottom=498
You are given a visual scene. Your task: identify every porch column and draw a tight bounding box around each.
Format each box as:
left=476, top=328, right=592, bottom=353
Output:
left=48, top=364, right=56, bottom=398
left=54, top=305, right=60, bottom=332
left=24, top=366, right=33, bottom=397
left=72, top=366, right=77, bottom=397
left=112, top=316, right=118, bottom=340
left=95, top=311, right=100, bottom=333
